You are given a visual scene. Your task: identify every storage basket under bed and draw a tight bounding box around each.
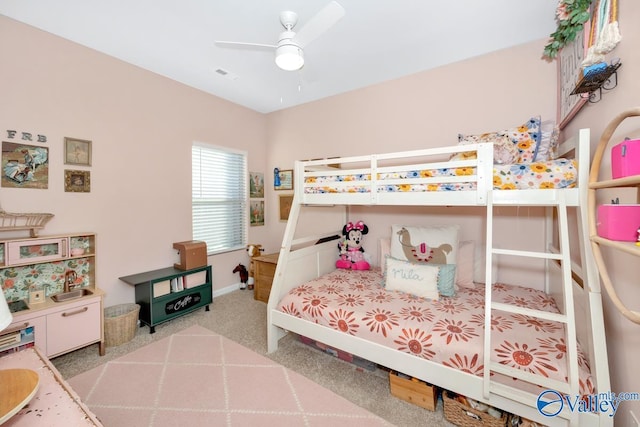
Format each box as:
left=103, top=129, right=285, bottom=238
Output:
left=104, top=303, right=140, bottom=347
left=443, top=391, right=508, bottom=427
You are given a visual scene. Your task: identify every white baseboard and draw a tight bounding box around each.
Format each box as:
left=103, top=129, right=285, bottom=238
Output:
left=213, top=282, right=243, bottom=298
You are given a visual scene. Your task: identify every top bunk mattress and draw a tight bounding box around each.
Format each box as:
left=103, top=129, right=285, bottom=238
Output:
left=276, top=268, right=593, bottom=396
left=304, top=158, right=577, bottom=194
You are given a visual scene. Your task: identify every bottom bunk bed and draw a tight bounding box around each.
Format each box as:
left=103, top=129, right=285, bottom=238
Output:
left=268, top=240, right=609, bottom=427
left=276, top=268, right=594, bottom=398
left=266, top=127, right=611, bottom=427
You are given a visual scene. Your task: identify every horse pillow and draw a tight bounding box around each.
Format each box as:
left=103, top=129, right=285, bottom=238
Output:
left=390, top=224, right=460, bottom=266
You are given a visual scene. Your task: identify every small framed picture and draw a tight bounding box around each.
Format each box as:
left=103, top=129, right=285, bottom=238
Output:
left=1, top=141, right=49, bottom=189
left=64, top=137, right=92, bottom=166
left=275, top=169, right=293, bottom=191
left=250, top=200, right=264, bottom=226
left=249, top=172, right=264, bottom=198
left=279, top=194, right=293, bottom=222
left=65, top=169, right=91, bottom=192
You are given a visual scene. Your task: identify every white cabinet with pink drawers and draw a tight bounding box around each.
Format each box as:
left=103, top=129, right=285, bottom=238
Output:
left=1, top=232, right=105, bottom=357
left=5, top=292, right=104, bottom=358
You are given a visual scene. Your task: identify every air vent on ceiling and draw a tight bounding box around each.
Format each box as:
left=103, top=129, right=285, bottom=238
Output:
left=215, top=67, right=239, bottom=81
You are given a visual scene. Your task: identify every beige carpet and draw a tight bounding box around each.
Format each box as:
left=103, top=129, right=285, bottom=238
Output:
left=68, top=325, right=390, bottom=426
left=53, top=289, right=455, bottom=426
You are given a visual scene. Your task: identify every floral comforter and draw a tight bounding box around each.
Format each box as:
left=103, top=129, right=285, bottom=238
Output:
left=276, top=268, right=594, bottom=395
left=304, top=158, right=577, bottom=193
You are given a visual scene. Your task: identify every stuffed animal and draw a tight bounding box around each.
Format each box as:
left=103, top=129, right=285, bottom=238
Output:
left=336, top=220, right=370, bottom=270
left=233, top=263, right=248, bottom=290
left=246, top=244, right=264, bottom=290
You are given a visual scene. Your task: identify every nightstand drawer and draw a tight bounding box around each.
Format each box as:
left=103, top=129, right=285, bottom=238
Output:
left=256, top=261, right=276, bottom=278
left=253, top=253, right=278, bottom=303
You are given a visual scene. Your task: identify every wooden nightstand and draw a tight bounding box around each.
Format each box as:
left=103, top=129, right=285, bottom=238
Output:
left=253, top=253, right=279, bottom=303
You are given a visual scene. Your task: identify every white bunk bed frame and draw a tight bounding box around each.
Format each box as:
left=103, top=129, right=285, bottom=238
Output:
left=267, top=129, right=611, bottom=427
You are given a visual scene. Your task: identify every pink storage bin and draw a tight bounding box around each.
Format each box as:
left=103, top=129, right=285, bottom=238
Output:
left=611, top=139, right=640, bottom=179
left=597, top=204, right=640, bottom=242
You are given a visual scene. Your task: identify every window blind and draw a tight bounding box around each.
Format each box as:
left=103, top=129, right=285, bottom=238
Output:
left=192, top=143, right=247, bottom=254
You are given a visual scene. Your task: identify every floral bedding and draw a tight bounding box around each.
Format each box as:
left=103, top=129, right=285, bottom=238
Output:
left=276, top=268, right=594, bottom=395
left=304, top=158, right=577, bottom=193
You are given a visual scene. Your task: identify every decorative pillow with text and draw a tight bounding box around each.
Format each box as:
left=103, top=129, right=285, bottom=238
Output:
left=384, top=256, right=440, bottom=300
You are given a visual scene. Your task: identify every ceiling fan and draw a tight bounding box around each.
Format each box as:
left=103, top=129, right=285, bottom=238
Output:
left=215, top=1, right=345, bottom=71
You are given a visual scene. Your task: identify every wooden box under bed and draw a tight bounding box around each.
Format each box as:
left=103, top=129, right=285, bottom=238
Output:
left=389, top=371, right=438, bottom=411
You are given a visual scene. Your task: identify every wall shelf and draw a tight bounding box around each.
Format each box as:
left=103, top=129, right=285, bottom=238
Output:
left=572, top=62, right=621, bottom=103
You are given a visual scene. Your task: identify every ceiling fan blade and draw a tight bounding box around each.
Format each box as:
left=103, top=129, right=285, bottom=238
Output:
left=295, top=1, right=345, bottom=48
left=215, top=41, right=276, bottom=51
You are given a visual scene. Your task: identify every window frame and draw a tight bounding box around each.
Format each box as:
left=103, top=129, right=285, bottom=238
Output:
left=191, top=142, right=248, bottom=256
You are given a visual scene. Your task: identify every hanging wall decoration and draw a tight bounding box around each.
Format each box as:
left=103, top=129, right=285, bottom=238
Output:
left=64, top=169, right=91, bottom=193
left=64, top=137, right=92, bottom=166
left=558, top=29, right=588, bottom=129
left=582, top=0, right=621, bottom=66
left=4, top=130, right=47, bottom=143
left=279, top=194, right=293, bottom=222
left=275, top=169, right=293, bottom=191
left=1, top=141, right=49, bottom=189
left=543, top=0, right=593, bottom=59
left=249, top=172, right=264, bottom=198
left=250, top=200, right=265, bottom=226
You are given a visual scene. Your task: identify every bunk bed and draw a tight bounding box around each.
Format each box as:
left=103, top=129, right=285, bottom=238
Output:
left=266, top=127, right=611, bottom=427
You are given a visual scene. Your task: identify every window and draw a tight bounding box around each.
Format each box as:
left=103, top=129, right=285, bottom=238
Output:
left=192, top=143, right=247, bottom=254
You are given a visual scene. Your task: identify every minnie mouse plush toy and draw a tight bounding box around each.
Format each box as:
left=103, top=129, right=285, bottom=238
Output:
left=336, top=220, right=370, bottom=270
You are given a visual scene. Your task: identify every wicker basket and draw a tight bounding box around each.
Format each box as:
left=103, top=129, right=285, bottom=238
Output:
left=104, top=303, right=140, bottom=347
left=443, top=392, right=508, bottom=427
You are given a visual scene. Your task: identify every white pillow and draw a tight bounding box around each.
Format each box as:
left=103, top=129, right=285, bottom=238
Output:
left=378, top=237, right=391, bottom=274
left=384, top=257, right=439, bottom=300
left=457, top=240, right=475, bottom=288
left=390, top=224, right=459, bottom=265
left=472, top=242, right=499, bottom=284
left=536, top=120, right=560, bottom=161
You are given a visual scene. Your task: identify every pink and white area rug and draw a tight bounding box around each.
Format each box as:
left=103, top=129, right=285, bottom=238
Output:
left=68, top=325, right=389, bottom=426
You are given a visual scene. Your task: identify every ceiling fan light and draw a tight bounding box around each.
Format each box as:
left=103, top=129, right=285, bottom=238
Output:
left=275, top=45, right=304, bottom=71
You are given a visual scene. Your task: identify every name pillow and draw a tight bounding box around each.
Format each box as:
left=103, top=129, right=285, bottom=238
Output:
left=390, top=224, right=459, bottom=265
left=384, top=256, right=457, bottom=298
left=384, top=256, right=440, bottom=300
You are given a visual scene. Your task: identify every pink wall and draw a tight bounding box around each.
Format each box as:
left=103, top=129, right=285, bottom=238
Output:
left=0, top=16, right=268, bottom=304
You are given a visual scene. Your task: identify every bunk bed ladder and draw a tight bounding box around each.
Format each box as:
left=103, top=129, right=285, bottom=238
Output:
left=267, top=193, right=302, bottom=353
left=483, top=192, right=581, bottom=422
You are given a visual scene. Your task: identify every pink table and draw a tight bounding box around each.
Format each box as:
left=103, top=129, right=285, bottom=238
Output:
left=0, top=347, right=101, bottom=426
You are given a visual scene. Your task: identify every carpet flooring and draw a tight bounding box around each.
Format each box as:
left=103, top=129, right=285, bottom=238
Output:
left=53, top=289, right=455, bottom=426
left=68, top=325, right=390, bottom=426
